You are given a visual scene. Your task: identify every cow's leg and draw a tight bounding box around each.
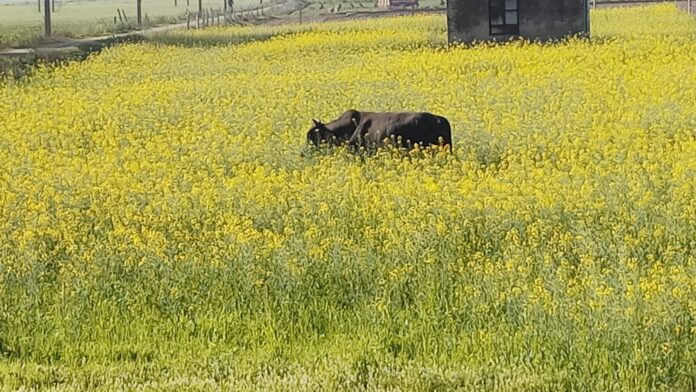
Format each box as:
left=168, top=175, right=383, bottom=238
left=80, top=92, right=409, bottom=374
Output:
left=348, top=120, right=371, bottom=152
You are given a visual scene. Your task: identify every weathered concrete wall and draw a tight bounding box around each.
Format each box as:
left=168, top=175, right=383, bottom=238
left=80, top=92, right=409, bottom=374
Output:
left=447, top=0, right=489, bottom=44
left=448, top=0, right=587, bottom=44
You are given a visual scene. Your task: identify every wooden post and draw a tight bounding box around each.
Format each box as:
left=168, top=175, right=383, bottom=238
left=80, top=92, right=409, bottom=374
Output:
left=122, top=9, right=128, bottom=21
left=187, top=11, right=190, bottom=29
left=38, top=0, right=41, bottom=13
left=51, top=0, right=55, bottom=13
left=299, top=7, right=302, bottom=23
left=137, top=0, right=142, bottom=27
left=175, top=0, right=178, bottom=6
left=196, top=11, right=200, bottom=28
left=198, top=0, right=203, bottom=16
left=114, top=16, right=118, bottom=36
left=44, top=0, right=51, bottom=36
left=224, top=0, right=227, bottom=11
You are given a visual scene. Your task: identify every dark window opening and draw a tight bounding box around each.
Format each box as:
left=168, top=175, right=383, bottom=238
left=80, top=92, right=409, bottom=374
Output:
left=490, top=0, right=518, bottom=35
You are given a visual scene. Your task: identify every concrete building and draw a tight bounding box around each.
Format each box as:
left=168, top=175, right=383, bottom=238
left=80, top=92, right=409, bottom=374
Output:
left=447, top=0, right=588, bottom=44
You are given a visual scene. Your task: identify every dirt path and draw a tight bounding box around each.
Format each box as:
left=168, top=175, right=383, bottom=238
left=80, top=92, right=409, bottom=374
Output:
left=0, top=21, right=192, bottom=56
left=259, top=7, right=445, bottom=26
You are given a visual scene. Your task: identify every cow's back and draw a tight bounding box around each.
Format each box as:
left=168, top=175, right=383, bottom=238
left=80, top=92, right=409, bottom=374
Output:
left=361, top=112, right=451, bottom=147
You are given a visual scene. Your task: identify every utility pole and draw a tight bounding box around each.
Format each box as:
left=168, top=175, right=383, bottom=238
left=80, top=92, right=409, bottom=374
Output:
left=44, top=0, right=51, bottom=36
left=137, top=0, right=142, bottom=27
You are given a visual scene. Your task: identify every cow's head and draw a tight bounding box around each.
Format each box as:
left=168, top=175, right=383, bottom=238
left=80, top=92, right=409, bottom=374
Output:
left=306, top=119, right=334, bottom=146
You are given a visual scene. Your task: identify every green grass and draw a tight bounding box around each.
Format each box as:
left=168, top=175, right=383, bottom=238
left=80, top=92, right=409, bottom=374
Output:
left=0, top=0, right=264, bottom=49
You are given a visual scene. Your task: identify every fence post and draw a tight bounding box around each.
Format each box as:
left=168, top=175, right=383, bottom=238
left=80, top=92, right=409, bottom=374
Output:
left=137, top=0, right=142, bottom=27
left=299, top=7, right=302, bottom=23
left=44, top=0, right=51, bottom=36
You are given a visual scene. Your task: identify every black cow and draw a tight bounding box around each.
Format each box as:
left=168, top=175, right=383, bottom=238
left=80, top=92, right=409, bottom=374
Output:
left=306, top=109, right=452, bottom=152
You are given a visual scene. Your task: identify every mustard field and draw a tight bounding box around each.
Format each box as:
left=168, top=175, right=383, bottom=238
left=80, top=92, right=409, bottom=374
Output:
left=0, top=4, right=695, bottom=390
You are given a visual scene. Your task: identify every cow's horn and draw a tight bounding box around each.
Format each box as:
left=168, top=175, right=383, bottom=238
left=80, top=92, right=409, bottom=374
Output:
left=312, top=118, right=321, bottom=126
